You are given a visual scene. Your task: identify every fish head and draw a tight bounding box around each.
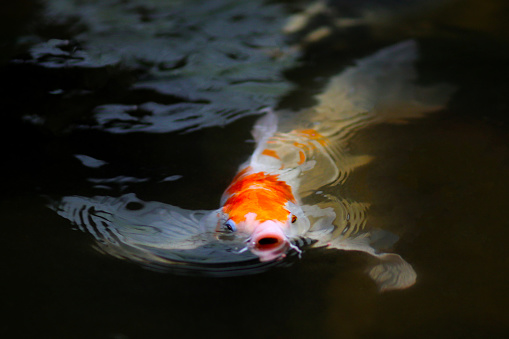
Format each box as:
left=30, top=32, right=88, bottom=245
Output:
left=220, top=169, right=303, bottom=262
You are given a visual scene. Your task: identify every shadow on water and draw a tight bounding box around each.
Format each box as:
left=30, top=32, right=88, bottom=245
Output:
left=3, top=0, right=509, bottom=338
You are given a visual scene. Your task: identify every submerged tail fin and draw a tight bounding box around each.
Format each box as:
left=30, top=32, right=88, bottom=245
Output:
left=311, top=40, right=455, bottom=138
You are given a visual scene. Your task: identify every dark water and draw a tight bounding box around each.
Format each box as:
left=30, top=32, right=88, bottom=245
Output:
left=3, top=0, right=509, bottom=338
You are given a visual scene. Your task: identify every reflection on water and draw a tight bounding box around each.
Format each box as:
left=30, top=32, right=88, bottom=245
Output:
left=3, top=0, right=509, bottom=338
left=19, top=0, right=297, bottom=133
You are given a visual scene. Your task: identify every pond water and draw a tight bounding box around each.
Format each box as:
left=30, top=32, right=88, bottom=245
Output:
left=3, top=0, right=509, bottom=338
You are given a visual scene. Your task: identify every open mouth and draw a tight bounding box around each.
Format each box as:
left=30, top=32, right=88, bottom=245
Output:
left=250, top=231, right=289, bottom=262
left=256, top=236, right=281, bottom=248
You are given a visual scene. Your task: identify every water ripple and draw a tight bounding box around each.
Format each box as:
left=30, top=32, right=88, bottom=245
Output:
left=18, top=0, right=298, bottom=134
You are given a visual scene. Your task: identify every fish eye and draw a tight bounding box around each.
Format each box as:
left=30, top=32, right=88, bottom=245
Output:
left=224, top=219, right=237, bottom=232
left=291, top=215, right=297, bottom=223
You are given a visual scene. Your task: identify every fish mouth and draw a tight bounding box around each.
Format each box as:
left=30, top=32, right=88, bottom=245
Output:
left=249, top=223, right=290, bottom=262
left=257, top=236, right=282, bottom=247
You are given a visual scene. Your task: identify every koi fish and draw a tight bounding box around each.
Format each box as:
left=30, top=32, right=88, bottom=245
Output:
left=54, top=40, right=454, bottom=290
left=215, top=39, right=453, bottom=264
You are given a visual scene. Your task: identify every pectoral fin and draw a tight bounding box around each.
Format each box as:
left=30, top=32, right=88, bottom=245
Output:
left=367, top=252, right=417, bottom=292
left=328, top=231, right=416, bottom=291
left=50, top=194, right=282, bottom=275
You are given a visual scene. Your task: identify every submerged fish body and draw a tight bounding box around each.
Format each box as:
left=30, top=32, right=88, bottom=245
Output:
left=215, top=40, right=453, bottom=272
left=54, top=40, right=454, bottom=290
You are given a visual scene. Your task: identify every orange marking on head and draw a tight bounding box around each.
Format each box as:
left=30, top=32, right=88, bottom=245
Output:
left=261, top=149, right=280, bottom=159
left=223, top=171, right=295, bottom=224
left=229, top=166, right=252, bottom=184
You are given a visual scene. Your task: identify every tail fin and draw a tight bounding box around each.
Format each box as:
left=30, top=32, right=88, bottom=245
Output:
left=311, top=40, right=455, bottom=137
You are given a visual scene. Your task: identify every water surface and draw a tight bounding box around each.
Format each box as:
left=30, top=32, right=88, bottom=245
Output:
left=3, top=0, right=509, bottom=338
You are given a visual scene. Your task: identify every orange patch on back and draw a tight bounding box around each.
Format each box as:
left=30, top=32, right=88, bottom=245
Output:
left=298, top=150, right=306, bottom=165
left=292, top=141, right=307, bottom=149
left=261, top=149, right=280, bottom=159
left=296, top=129, right=328, bottom=146
left=223, top=171, right=295, bottom=224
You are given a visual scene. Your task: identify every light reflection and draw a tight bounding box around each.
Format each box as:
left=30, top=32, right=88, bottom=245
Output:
left=22, top=0, right=299, bottom=134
